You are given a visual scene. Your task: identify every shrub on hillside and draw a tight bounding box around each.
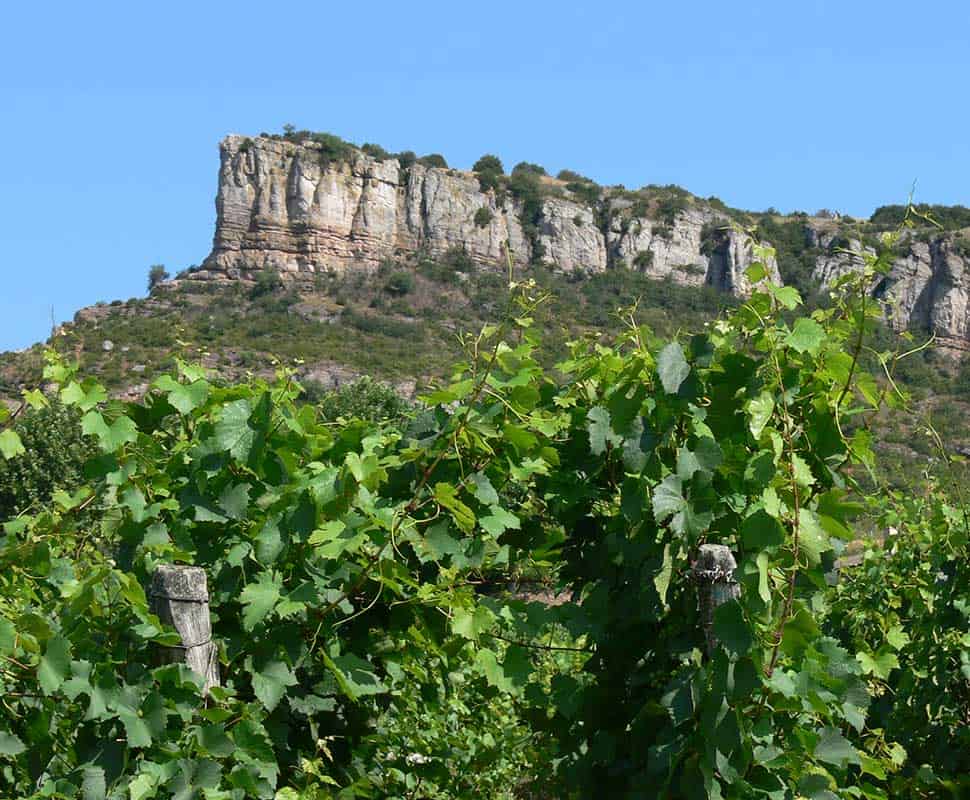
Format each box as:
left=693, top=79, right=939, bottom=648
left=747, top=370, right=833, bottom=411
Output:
left=147, top=264, right=170, bottom=292
left=474, top=207, right=494, bottom=228
left=383, top=271, right=415, bottom=297
left=418, top=153, right=448, bottom=168
left=302, top=375, right=412, bottom=423
left=473, top=154, right=505, bottom=193
left=0, top=401, right=96, bottom=517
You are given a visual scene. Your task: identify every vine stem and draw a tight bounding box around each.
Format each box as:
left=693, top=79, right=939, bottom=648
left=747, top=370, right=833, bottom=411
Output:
left=484, top=631, right=593, bottom=654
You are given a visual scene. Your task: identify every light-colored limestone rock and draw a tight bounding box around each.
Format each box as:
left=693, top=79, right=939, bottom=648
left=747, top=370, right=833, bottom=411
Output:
left=536, top=197, right=607, bottom=273
left=201, top=136, right=772, bottom=296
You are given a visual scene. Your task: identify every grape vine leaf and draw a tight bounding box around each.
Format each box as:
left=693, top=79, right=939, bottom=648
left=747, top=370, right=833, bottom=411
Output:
left=214, top=399, right=256, bottom=461
left=239, top=572, right=282, bottom=631
left=38, top=635, right=71, bottom=694
left=814, top=727, right=861, bottom=767
left=657, top=342, right=690, bottom=394
left=0, top=429, right=25, bottom=460
left=713, top=601, right=753, bottom=655
left=251, top=659, right=298, bottom=712
left=0, top=731, right=26, bottom=756
left=786, top=318, right=826, bottom=355
left=587, top=406, right=622, bottom=456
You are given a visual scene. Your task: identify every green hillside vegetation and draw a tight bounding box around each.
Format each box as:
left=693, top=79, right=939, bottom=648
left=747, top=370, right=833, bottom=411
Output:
left=0, top=252, right=734, bottom=396
left=1, top=248, right=968, bottom=798
left=4, top=235, right=969, bottom=501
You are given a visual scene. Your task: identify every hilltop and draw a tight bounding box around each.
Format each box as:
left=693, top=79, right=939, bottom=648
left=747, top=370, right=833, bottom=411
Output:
left=2, top=129, right=970, bottom=492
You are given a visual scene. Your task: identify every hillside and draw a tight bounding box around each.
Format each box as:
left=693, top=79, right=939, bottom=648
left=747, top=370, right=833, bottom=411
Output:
left=3, top=129, right=970, bottom=800
left=2, top=129, right=970, bottom=492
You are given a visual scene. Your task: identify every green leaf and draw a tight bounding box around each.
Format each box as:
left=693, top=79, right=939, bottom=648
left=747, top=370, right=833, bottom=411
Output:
left=654, top=544, right=673, bottom=606
left=196, top=725, right=234, bottom=757
left=0, top=730, right=26, bottom=756
left=652, top=475, right=685, bottom=523
left=470, top=472, right=500, bottom=506
left=856, top=649, right=899, bottom=679
left=60, top=380, right=107, bottom=412
left=120, top=711, right=153, bottom=749
left=791, top=453, right=816, bottom=488
left=214, top=399, right=255, bottom=461
left=780, top=606, right=821, bottom=658
left=38, top=635, right=71, bottom=694
left=713, top=601, right=753, bottom=655
left=323, top=653, right=387, bottom=700
left=218, top=483, right=250, bottom=520
left=0, top=619, right=15, bottom=653
left=885, top=625, right=911, bottom=651
left=434, top=483, right=476, bottom=533
left=814, top=727, right=861, bottom=767
left=745, top=263, right=767, bottom=283
left=451, top=605, right=494, bottom=640
left=154, top=375, right=210, bottom=414
left=423, top=522, right=462, bottom=560
left=128, top=772, right=158, bottom=800
left=769, top=284, right=802, bottom=310
left=798, top=509, right=830, bottom=566
left=747, top=392, right=775, bottom=439
left=479, top=506, right=521, bottom=537
left=82, top=765, right=106, bottom=800
left=657, top=342, right=690, bottom=394
left=0, top=429, right=26, bottom=460
left=307, top=519, right=346, bottom=547
left=756, top=552, right=772, bottom=604
left=786, top=318, right=826, bottom=355
left=652, top=475, right=711, bottom=536
left=476, top=648, right=512, bottom=692
left=251, top=660, right=298, bottom=712
left=586, top=405, right=622, bottom=456
left=255, top=517, right=285, bottom=564
left=742, top=509, right=785, bottom=549
left=239, top=572, right=281, bottom=631
left=81, top=411, right=138, bottom=452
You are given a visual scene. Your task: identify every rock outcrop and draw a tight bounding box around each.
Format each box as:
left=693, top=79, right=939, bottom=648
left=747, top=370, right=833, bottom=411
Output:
left=198, top=135, right=776, bottom=295
left=807, top=223, right=970, bottom=350
left=193, top=134, right=970, bottom=349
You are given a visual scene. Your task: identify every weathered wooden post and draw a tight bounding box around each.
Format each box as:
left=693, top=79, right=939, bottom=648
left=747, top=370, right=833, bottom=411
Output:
left=149, top=564, right=220, bottom=692
left=692, top=544, right=740, bottom=656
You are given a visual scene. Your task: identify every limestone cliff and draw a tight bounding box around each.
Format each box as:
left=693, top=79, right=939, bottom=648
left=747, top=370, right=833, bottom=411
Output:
left=194, top=134, right=970, bottom=349
left=806, top=223, right=970, bottom=350
left=198, top=135, right=777, bottom=295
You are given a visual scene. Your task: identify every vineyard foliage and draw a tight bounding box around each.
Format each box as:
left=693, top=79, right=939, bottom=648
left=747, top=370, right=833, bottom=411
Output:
left=0, top=234, right=968, bottom=799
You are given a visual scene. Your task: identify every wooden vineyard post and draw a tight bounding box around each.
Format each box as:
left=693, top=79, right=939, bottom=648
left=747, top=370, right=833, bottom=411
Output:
left=692, top=544, right=740, bottom=656
left=149, top=564, right=220, bottom=692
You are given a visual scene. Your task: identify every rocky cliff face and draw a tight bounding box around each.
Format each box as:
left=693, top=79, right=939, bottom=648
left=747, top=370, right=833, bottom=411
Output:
left=195, top=134, right=970, bottom=350
left=806, top=223, right=970, bottom=350
left=198, top=135, right=778, bottom=295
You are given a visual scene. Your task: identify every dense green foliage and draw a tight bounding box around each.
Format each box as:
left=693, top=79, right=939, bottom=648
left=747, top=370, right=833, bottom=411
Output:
left=474, top=207, right=494, bottom=229
left=0, top=400, right=97, bottom=517
left=828, top=487, right=970, bottom=793
left=302, top=376, right=412, bottom=424
left=147, top=266, right=170, bottom=293
left=870, top=203, right=970, bottom=231
left=2, top=230, right=968, bottom=799
left=473, top=155, right=505, bottom=193
left=754, top=217, right=820, bottom=299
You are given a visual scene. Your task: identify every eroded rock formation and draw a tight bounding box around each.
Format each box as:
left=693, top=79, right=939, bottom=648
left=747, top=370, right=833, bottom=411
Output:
left=197, top=135, right=777, bottom=295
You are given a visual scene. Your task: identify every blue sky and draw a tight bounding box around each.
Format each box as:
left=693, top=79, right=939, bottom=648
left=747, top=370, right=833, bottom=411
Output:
left=2, top=0, right=968, bottom=352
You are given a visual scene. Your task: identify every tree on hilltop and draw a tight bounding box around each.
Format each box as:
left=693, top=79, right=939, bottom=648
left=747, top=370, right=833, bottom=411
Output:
left=147, top=264, right=170, bottom=292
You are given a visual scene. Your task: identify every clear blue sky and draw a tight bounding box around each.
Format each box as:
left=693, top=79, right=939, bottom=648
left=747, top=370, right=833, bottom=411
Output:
left=2, top=0, right=968, bottom=352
